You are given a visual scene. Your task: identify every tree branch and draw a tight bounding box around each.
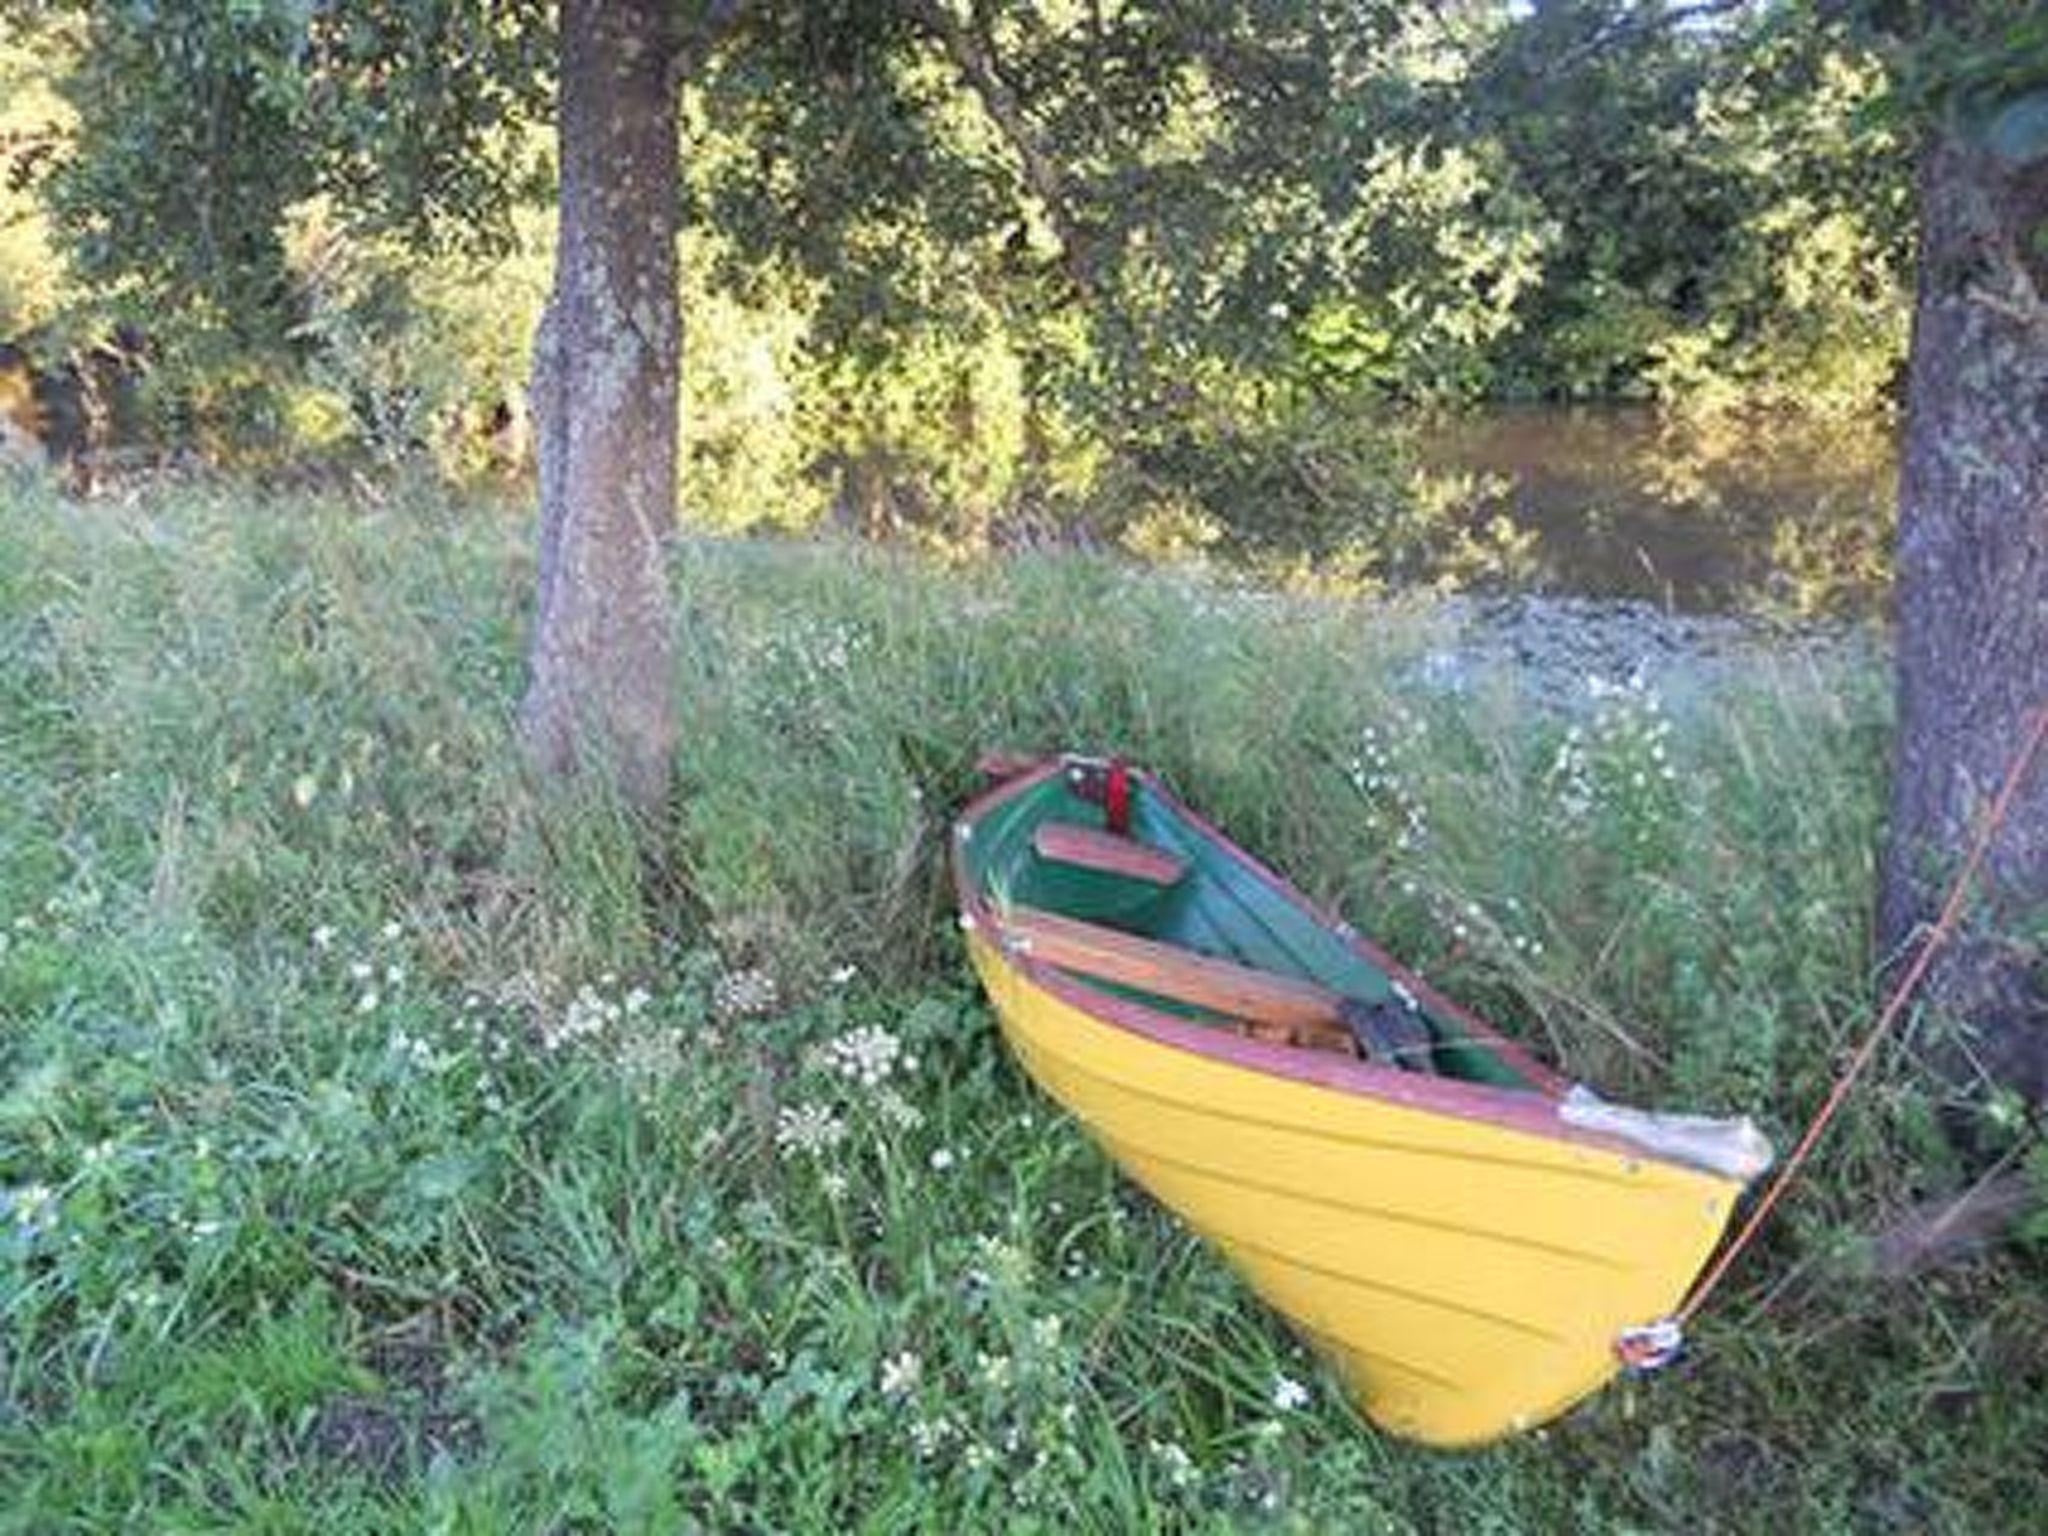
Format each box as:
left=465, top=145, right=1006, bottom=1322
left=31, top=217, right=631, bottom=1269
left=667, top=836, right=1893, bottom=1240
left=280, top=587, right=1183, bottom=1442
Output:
left=901, top=0, right=1096, bottom=297
left=1547, top=0, right=1755, bottom=73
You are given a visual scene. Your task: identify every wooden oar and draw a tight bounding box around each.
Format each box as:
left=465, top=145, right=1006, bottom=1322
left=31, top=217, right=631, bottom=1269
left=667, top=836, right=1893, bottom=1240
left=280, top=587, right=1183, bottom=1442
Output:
left=1000, top=904, right=1430, bottom=1060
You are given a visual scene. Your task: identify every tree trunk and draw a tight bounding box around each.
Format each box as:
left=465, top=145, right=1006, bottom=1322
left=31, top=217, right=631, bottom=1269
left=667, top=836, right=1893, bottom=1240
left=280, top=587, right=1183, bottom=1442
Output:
left=1881, top=115, right=2048, bottom=1104
left=522, top=0, right=681, bottom=815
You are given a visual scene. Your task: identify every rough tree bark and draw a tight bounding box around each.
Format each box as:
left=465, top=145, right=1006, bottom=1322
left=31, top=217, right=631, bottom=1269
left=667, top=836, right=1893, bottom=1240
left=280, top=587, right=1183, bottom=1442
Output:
left=1881, top=112, right=2048, bottom=1104
left=522, top=0, right=682, bottom=814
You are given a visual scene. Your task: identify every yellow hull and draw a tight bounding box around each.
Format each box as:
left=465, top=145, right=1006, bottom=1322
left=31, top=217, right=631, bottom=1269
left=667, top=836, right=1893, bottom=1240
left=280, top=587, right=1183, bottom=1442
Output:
left=968, top=931, right=1745, bottom=1447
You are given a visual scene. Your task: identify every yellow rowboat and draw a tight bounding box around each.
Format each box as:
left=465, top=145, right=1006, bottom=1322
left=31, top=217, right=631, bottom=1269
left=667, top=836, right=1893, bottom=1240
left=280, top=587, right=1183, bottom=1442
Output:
left=952, top=755, right=1771, bottom=1448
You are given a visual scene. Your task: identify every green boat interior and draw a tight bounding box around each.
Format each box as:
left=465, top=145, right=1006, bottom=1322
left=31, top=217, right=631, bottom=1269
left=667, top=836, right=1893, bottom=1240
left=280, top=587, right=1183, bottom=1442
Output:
left=963, top=765, right=1539, bottom=1090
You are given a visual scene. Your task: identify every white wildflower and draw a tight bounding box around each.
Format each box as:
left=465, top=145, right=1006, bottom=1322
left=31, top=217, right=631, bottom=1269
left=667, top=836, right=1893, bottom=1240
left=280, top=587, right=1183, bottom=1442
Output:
left=880, top=1352, right=922, bottom=1398
left=7, top=1183, right=55, bottom=1227
left=1271, top=1374, right=1311, bottom=1412
left=825, top=1025, right=901, bottom=1087
left=876, top=1088, right=923, bottom=1130
left=909, top=1414, right=958, bottom=1458
left=713, top=967, right=779, bottom=1020
left=774, top=1103, right=847, bottom=1158
left=542, top=983, right=618, bottom=1051
left=1150, top=1438, right=1198, bottom=1490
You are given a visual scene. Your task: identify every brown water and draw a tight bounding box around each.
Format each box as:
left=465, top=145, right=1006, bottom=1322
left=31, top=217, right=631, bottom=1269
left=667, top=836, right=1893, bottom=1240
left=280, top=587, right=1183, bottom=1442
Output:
left=1406, top=406, right=1897, bottom=616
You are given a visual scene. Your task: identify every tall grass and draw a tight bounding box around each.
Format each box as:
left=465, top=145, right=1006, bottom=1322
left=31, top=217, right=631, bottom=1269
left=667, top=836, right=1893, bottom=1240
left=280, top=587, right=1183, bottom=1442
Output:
left=1, top=479, right=2041, bottom=1531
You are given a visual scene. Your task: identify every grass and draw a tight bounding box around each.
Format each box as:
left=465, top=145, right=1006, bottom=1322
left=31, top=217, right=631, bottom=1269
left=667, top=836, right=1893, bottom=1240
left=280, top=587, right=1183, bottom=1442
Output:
left=0, top=476, right=2042, bottom=1532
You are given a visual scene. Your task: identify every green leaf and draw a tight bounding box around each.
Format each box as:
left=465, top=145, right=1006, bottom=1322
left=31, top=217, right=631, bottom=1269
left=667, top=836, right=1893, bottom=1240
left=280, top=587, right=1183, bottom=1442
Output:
left=404, top=1148, right=482, bottom=1204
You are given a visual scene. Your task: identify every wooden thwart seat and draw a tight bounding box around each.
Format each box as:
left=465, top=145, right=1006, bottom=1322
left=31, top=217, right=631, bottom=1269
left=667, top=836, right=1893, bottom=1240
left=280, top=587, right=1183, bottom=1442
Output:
left=1032, top=823, right=1187, bottom=886
left=999, top=904, right=1357, bottom=1054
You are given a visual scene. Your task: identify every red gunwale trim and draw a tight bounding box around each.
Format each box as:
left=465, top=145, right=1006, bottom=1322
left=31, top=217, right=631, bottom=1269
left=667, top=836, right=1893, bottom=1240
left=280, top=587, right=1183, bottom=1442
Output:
left=951, top=755, right=1687, bottom=1169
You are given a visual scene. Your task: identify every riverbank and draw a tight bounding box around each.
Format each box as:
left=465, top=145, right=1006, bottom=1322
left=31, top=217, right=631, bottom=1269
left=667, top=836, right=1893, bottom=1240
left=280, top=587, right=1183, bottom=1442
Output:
left=2, top=482, right=2037, bottom=1531
left=1410, top=592, right=1880, bottom=715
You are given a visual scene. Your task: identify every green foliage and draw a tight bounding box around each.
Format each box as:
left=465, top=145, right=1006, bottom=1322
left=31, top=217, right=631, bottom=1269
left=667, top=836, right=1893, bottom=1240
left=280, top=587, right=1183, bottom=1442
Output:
left=40, top=0, right=547, bottom=319
left=46, top=2, right=313, bottom=349
left=1869, top=1, right=2048, bottom=134
left=1, top=0, right=546, bottom=452
left=0, top=26, right=73, bottom=339
left=2, top=0, right=1923, bottom=518
left=1293, top=136, right=1557, bottom=401
left=678, top=233, right=826, bottom=532
left=1445, top=3, right=1914, bottom=415
left=279, top=196, right=550, bottom=476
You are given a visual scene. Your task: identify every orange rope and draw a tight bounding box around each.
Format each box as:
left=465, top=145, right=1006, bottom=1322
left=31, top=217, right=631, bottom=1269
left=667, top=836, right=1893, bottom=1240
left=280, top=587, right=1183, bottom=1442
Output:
left=1677, top=701, right=2048, bottom=1325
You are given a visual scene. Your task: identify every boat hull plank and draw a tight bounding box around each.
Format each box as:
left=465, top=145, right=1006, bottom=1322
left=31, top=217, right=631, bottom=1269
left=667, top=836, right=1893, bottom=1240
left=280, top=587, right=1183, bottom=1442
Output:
left=973, top=937, right=1735, bottom=1445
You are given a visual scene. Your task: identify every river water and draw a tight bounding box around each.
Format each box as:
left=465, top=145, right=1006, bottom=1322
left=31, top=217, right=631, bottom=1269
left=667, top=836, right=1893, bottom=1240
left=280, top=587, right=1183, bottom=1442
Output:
left=1403, top=406, right=1896, bottom=616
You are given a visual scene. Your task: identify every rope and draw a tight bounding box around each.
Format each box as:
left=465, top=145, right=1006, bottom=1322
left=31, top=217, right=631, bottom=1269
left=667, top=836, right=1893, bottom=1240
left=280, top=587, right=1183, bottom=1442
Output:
left=1673, top=700, right=2048, bottom=1327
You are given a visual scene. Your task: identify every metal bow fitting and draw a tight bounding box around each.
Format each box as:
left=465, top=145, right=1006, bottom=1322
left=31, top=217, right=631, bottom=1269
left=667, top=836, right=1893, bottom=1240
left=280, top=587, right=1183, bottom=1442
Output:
left=1614, top=1318, right=1685, bottom=1374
